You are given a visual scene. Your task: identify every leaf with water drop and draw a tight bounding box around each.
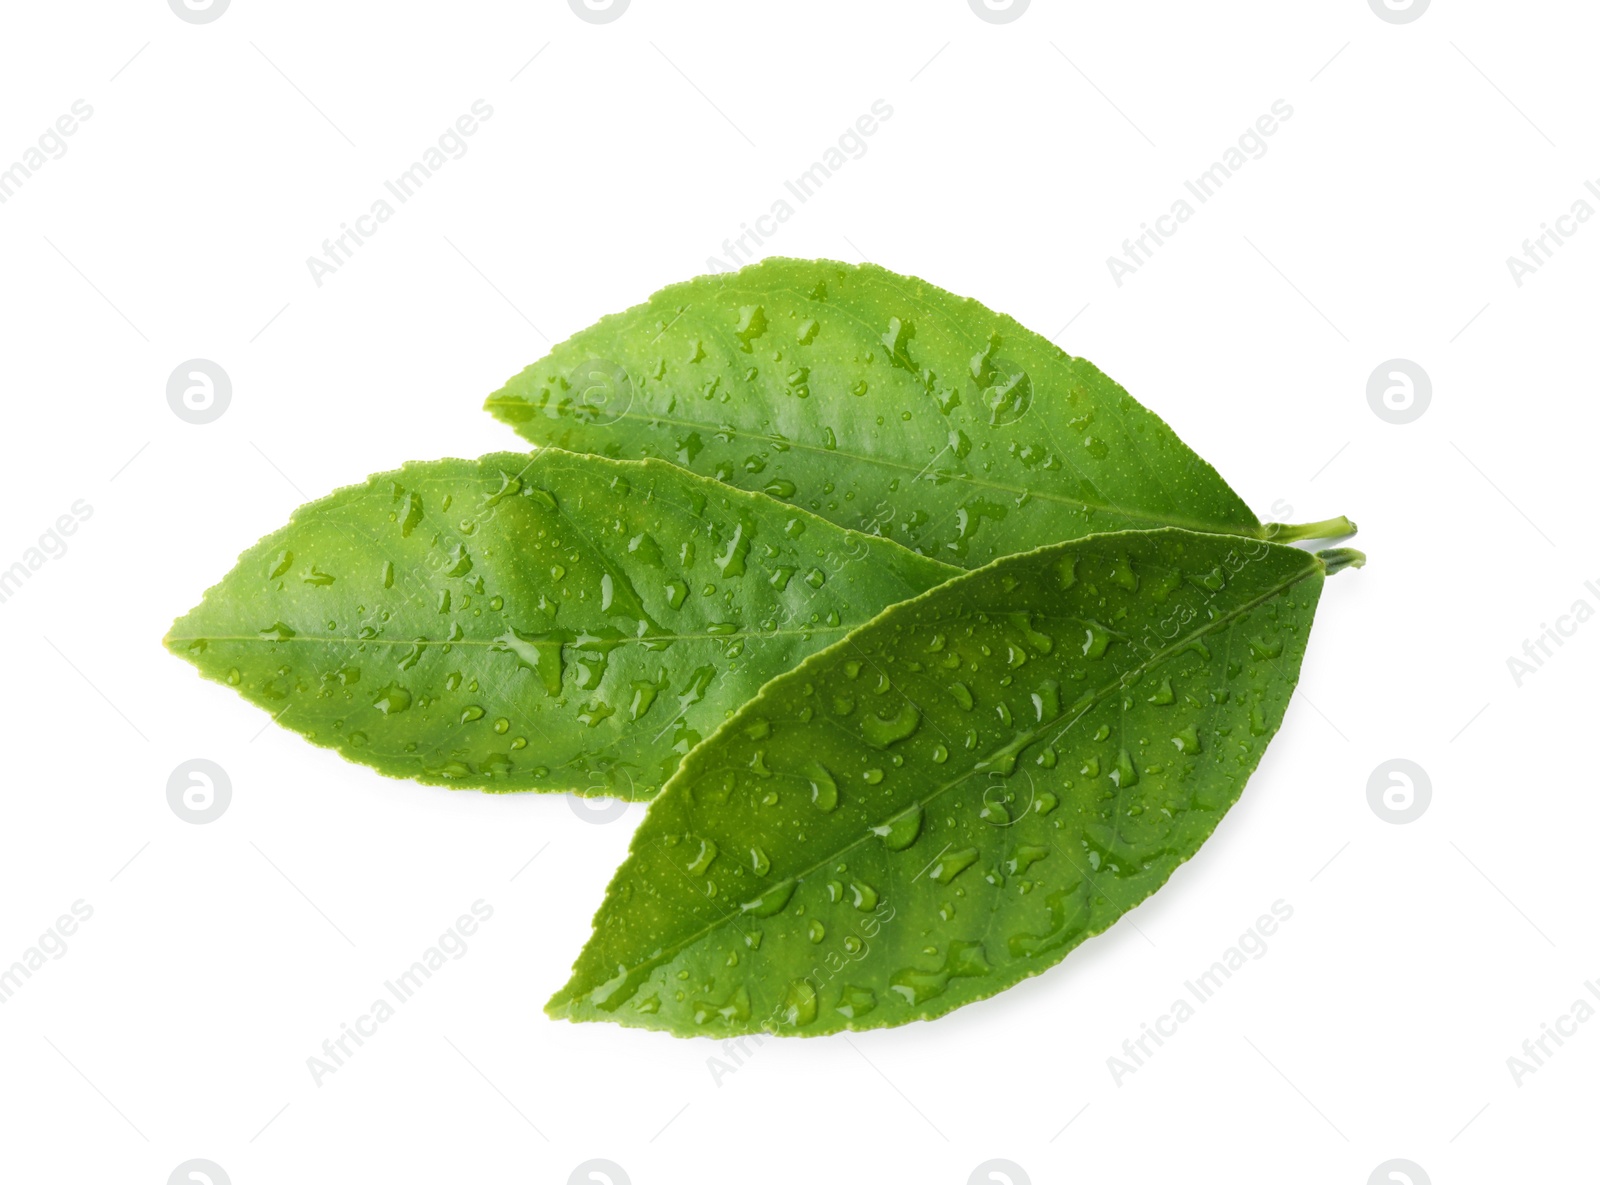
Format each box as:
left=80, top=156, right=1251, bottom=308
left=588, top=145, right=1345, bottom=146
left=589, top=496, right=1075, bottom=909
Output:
left=165, top=450, right=956, bottom=798
left=547, top=529, right=1361, bottom=1033
left=485, top=258, right=1353, bottom=565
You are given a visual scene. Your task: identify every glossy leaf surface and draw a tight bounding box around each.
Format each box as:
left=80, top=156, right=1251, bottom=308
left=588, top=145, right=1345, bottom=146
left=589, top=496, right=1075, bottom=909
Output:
left=166, top=450, right=956, bottom=798
left=486, top=258, right=1265, bottom=566
left=549, top=529, right=1338, bottom=1034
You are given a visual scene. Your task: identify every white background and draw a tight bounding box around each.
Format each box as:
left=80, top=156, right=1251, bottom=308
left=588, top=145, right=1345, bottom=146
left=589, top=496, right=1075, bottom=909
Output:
left=0, top=1, right=1592, bottom=1182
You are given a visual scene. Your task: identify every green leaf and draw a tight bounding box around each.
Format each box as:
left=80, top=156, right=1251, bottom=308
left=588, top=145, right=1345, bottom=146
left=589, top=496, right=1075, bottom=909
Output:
left=165, top=450, right=957, bottom=798
left=548, top=528, right=1355, bottom=1034
left=486, top=258, right=1279, bottom=567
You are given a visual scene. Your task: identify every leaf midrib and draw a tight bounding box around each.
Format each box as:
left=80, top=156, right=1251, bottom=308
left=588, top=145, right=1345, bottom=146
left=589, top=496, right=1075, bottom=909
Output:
left=165, top=627, right=863, bottom=647
left=488, top=399, right=1257, bottom=538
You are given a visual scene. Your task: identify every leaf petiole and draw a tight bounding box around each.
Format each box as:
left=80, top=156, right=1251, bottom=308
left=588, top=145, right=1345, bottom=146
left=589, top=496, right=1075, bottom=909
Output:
left=1316, top=547, right=1366, bottom=575
left=1262, top=516, right=1358, bottom=543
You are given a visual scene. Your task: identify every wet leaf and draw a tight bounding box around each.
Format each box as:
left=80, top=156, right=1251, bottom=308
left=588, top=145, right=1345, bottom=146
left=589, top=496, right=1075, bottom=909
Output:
left=165, top=450, right=956, bottom=798
left=548, top=529, right=1359, bottom=1034
left=486, top=258, right=1270, bottom=566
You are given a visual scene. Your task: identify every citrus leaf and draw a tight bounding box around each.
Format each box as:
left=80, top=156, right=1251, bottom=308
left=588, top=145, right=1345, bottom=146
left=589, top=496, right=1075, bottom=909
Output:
left=486, top=258, right=1282, bottom=567
left=548, top=529, right=1358, bottom=1034
left=165, top=450, right=957, bottom=798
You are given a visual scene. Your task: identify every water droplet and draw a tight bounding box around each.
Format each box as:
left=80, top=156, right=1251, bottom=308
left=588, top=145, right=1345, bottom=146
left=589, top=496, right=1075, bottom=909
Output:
left=715, top=522, right=750, bottom=577
left=1031, top=679, right=1060, bottom=722
left=740, top=878, right=797, bottom=917
left=849, top=880, right=879, bottom=911
left=1250, top=635, right=1283, bottom=659
left=372, top=684, right=411, bottom=714
left=1081, top=622, right=1111, bottom=659
left=880, top=316, right=918, bottom=374
left=889, top=941, right=991, bottom=1004
left=692, top=985, right=751, bottom=1026
left=804, top=762, right=839, bottom=811
left=483, top=470, right=524, bottom=507
left=836, top=985, right=876, bottom=1018
left=1108, top=553, right=1139, bottom=591
left=1008, top=889, right=1089, bottom=958
left=629, top=673, right=668, bottom=721
left=872, top=803, right=924, bottom=851
left=861, top=702, right=921, bottom=748
left=734, top=305, right=768, bottom=351
left=685, top=836, right=719, bottom=876
left=398, top=490, right=424, bottom=537
left=1171, top=725, right=1202, bottom=755
left=576, top=699, right=614, bottom=728
left=783, top=979, right=818, bottom=1026
left=1110, top=749, right=1139, bottom=787
left=494, top=628, right=571, bottom=697
left=930, top=847, right=979, bottom=885
left=1007, top=845, right=1048, bottom=875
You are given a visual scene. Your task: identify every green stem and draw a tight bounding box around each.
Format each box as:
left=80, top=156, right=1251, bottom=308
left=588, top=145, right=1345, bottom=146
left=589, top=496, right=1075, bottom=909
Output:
left=1316, top=547, right=1366, bottom=576
left=1261, top=516, right=1358, bottom=543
